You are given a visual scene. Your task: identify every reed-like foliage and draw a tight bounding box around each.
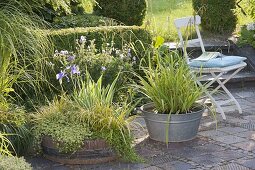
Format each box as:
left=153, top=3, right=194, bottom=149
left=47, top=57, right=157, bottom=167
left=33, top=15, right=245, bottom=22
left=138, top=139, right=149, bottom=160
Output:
left=136, top=51, right=202, bottom=114
left=0, top=133, right=13, bottom=156
left=0, top=105, right=32, bottom=156
left=0, top=2, right=52, bottom=155
left=73, top=74, right=117, bottom=110
left=0, top=2, right=53, bottom=105
left=73, top=74, right=140, bottom=161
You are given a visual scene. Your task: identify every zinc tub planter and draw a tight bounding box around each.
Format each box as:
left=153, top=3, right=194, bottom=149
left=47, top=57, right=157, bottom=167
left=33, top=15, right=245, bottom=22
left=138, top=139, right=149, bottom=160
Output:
left=140, top=103, right=204, bottom=142
left=42, top=136, right=117, bottom=164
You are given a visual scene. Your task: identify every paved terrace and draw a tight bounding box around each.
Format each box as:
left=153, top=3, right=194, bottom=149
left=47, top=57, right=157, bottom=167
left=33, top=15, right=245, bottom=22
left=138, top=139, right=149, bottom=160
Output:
left=27, top=86, right=255, bottom=170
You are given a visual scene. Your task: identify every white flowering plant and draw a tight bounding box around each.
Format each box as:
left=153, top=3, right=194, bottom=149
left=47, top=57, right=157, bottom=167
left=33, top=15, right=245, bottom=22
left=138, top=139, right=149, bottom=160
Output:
left=238, top=22, right=255, bottom=48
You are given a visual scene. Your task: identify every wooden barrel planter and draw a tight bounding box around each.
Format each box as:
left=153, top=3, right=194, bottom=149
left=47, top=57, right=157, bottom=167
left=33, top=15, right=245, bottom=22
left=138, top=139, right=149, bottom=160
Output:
left=42, top=136, right=117, bottom=164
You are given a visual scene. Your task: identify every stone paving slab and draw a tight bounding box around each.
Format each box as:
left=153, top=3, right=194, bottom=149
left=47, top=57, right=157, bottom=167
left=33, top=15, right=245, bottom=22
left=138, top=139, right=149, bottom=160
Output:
left=237, top=158, right=255, bottom=169
left=216, top=127, right=248, bottom=134
left=157, top=160, right=195, bottom=170
left=235, top=131, right=255, bottom=140
left=140, top=166, right=163, bottom=170
left=211, top=135, right=247, bottom=144
left=242, top=107, right=255, bottom=115
left=192, top=143, right=226, bottom=154
left=232, top=140, right=255, bottom=152
left=224, top=117, right=250, bottom=125
left=235, top=91, right=255, bottom=98
left=188, top=154, right=224, bottom=167
left=243, top=115, right=255, bottom=121
left=211, top=149, right=246, bottom=161
left=198, top=130, right=228, bottom=138
left=212, top=163, right=250, bottom=170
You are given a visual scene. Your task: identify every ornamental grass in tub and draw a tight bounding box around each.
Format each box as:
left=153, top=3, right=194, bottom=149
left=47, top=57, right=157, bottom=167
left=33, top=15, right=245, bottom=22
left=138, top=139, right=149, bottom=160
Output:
left=136, top=51, right=203, bottom=114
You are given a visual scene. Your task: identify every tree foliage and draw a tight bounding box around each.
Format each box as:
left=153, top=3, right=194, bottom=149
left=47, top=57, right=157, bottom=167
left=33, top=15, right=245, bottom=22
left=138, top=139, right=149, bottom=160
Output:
left=0, top=0, right=95, bottom=22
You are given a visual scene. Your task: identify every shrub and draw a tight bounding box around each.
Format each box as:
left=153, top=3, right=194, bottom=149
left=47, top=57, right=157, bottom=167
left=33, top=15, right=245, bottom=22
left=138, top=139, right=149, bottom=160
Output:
left=0, top=156, right=32, bottom=170
left=192, top=0, right=237, bottom=33
left=93, top=0, right=147, bottom=26
left=0, top=105, right=32, bottom=156
left=52, top=14, right=119, bottom=28
left=238, top=0, right=255, bottom=19
left=1, top=0, right=96, bottom=22
left=237, top=23, right=255, bottom=48
left=48, top=26, right=152, bottom=57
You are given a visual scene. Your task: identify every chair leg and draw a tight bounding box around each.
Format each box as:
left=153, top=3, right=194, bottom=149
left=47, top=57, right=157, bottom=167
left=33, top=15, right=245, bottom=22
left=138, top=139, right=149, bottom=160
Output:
left=211, top=72, right=243, bottom=114
left=196, top=67, right=244, bottom=120
left=205, top=90, right=226, bottom=120
left=196, top=80, right=227, bottom=120
left=210, top=67, right=244, bottom=94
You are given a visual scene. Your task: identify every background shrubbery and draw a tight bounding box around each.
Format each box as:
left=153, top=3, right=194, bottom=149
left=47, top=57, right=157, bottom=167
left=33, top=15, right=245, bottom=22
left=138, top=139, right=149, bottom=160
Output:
left=52, top=14, right=119, bottom=28
left=0, top=0, right=95, bottom=22
left=93, top=0, right=147, bottom=26
left=192, top=0, right=237, bottom=33
left=48, top=26, right=152, bottom=55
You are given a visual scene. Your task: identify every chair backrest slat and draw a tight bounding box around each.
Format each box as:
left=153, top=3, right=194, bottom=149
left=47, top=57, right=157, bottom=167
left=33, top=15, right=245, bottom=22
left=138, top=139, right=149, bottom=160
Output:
left=174, top=15, right=205, bottom=62
left=174, top=15, right=201, bottom=28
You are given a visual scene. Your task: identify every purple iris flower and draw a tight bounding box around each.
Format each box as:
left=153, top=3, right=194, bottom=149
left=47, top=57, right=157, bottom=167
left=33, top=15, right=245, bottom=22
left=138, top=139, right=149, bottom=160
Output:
left=67, top=55, right=75, bottom=62
left=56, top=71, right=69, bottom=84
left=71, top=65, right=80, bottom=75
left=56, top=71, right=65, bottom=80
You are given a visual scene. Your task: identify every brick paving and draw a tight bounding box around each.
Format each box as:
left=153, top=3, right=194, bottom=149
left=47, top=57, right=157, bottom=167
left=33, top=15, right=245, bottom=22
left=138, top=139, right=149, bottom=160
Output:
left=27, top=86, right=255, bottom=169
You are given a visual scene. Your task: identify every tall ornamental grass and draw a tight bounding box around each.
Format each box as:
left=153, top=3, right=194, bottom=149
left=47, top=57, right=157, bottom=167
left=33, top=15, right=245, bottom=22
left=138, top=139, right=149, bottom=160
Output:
left=0, top=2, right=52, bottom=156
left=0, top=2, right=53, bottom=105
left=136, top=51, right=202, bottom=114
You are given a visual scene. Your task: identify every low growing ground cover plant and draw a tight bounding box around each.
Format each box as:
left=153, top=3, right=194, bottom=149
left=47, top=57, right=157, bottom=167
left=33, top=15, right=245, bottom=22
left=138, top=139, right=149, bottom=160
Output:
left=0, top=156, right=32, bottom=170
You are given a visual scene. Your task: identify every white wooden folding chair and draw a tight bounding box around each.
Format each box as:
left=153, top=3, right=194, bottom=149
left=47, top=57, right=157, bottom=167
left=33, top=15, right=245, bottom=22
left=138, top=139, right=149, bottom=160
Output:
left=174, top=15, right=247, bottom=120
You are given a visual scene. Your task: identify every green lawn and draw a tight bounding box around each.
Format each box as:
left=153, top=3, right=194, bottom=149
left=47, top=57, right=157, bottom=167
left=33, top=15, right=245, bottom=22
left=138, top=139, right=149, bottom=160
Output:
left=145, top=0, right=193, bottom=42
left=145, top=0, right=252, bottom=42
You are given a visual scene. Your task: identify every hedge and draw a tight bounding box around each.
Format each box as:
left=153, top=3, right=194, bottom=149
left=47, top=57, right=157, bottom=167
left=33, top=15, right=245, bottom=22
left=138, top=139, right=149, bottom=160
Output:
left=52, top=14, right=119, bottom=29
left=93, top=0, right=147, bottom=26
left=47, top=26, right=152, bottom=55
left=192, top=0, right=237, bottom=33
